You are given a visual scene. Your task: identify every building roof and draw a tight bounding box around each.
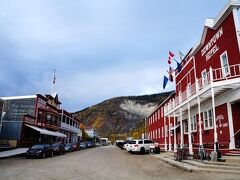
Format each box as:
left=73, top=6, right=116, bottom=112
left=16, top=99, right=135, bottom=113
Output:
left=191, top=0, right=240, bottom=56
left=146, top=91, right=175, bottom=119
left=0, top=95, right=37, bottom=100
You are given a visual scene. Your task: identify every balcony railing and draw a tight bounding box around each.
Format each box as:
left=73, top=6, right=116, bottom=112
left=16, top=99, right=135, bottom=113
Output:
left=164, top=64, right=240, bottom=114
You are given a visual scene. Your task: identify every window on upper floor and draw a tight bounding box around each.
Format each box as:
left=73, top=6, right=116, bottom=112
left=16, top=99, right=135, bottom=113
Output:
left=220, top=51, right=230, bottom=77
left=161, top=107, right=163, bottom=118
left=201, top=69, right=207, bottom=85
left=37, top=110, right=43, bottom=122
left=46, top=114, right=52, bottom=123
left=204, top=109, right=213, bottom=130
left=73, top=120, right=75, bottom=127
left=62, top=116, right=66, bottom=123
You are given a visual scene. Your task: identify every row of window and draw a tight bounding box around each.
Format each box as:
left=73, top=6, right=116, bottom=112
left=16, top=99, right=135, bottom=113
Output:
left=37, top=111, right=60, bottom=125
left=37, top=110, right=80, bottom=129
left=149, top=126, right=165, bottom=139
left=202, top=51, right=229, bottom=85
left=148, top=107, right=164, bottom=125
left=184, top=109, right=213, bottom=133
left=149, top=109, right=214, bottom=138
left=62, top=115, right=80, bottom=129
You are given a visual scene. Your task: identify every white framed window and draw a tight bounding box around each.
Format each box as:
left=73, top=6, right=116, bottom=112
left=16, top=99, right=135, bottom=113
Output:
left=158, top=128, right=161, bottom=138
left=220, top=51, right=230, bottom=77
left=190, top=115, right=197, bottom=132
left=162, top=127, right=164, bottom=137
left=161, top=107, right=163, bottom=117
left=201, top=69, right=207, bottom=85
left=158, top=110, right=160, bottom=120
left=204, top=109, right=213, bottom=129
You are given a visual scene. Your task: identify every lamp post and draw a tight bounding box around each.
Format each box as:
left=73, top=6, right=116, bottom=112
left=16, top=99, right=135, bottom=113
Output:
left=144, top=118, right=146, bottom=139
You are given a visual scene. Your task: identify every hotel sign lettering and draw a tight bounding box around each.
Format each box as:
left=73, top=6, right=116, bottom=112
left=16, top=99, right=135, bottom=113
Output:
left=201, top=27, right=223, bottom=61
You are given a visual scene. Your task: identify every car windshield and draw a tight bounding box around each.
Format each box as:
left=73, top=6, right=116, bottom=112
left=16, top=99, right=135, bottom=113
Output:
left=51, top=143, right=59, bottom=147
left=66, top=143, right=71, bottom=146
left=128, top=141, right=136, bottom=144
left=31, top=145, right=44, bottom=149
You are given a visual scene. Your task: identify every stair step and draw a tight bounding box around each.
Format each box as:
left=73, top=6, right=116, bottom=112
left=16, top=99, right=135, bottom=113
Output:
left=225, top=153, right=240, bottom=156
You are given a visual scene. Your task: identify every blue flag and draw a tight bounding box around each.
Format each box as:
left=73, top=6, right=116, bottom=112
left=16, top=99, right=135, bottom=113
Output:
left=163, top=76, right=168, bottom=89
left=174, top=59, right=182, bottom=72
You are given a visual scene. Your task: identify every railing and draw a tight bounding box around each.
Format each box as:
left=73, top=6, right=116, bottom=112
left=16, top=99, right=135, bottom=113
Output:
left=165, top=64, right=240, bottom=114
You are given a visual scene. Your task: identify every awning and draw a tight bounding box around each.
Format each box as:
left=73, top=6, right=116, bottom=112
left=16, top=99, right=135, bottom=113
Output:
left=25, top=124, right=67, bottom=138
left=169, top=124, right=180, bottom=131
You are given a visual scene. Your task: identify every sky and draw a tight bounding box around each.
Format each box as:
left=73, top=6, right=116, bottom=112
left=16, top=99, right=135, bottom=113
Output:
left=0, top=0, right=228, bottom=111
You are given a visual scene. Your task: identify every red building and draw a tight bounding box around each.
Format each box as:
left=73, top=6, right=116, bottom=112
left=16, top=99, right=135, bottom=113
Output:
left=147, top=0, right=240, bottom=155
left=0, top=93, right=82, bottom=148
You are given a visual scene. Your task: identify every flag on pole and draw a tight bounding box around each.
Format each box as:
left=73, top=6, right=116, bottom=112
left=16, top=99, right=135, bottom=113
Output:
left=168, top=51, right=174, bottom=64
left=53, top=69, right=56, bottom=84
left=163, top=76, right=169, bottom=89
left=167, top=66, right=174, bottom=82
left=174, top=59, right=182, bottom=72
left=178, top=50, right=185, bottom=61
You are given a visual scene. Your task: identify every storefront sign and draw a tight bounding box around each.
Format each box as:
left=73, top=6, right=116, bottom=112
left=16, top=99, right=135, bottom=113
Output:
left=201, top=27, right=223, bottom=61
left=24, top=116, right=35, bottom=125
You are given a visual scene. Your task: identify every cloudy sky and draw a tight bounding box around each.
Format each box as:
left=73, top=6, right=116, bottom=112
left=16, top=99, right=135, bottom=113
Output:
left=0, top=0, right=227, bottom=111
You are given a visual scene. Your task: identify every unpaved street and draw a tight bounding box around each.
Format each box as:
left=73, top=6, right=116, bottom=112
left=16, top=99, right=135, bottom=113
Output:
left=0, top=146, right=238, bottom=180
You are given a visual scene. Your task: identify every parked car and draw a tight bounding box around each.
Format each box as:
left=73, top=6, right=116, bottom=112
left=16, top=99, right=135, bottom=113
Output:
left=79, top=141, right=87, bottom=149
left=116, top=140, right=124, bottom=148
left=95, top=142, right=100, bottom=147
left=71, top=141, right=80, bottom=151
left=64, top=143, right=74, bottom=152
left=127, top=139, right=155, bottom=154
left=51, top=142, right=65, bottom=155
left=26, top=144, right=54, bottom=158
left=86, top=141, right=95, bottom=148
left=123, top=140, right=129, bottom=150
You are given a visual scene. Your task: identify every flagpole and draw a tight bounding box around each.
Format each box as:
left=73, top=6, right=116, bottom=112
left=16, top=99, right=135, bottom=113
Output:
left=52, top=69, right=56, bottom=94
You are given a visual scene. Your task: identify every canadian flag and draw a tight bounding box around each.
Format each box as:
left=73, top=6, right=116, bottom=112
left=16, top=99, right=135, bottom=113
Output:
left=168, top=51, right=174, bottom=64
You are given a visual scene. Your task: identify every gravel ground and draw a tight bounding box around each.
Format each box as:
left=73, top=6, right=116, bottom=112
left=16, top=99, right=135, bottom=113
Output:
left=0, top=146, right=239, bottom=180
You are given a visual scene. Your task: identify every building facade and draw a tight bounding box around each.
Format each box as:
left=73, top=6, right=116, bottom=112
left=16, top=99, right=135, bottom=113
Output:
left=59, top=109, right=82, bottom=143
left=0, top=93, right=82, bottom=147
left=148, top=0, right=240, bottom=155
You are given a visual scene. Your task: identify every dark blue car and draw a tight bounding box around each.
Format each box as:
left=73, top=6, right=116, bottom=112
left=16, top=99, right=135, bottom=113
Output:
left=26, top=144, right=54, bottom=158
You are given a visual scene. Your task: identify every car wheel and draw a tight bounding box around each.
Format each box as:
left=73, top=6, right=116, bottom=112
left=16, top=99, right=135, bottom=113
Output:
left=42, top=152, right=46, bottom=158
left=140, top=147, right=145, bottom=154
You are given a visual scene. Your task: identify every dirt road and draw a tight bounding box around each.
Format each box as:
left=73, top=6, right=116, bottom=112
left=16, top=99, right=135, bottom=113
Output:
left=0, top=146, right=238, bottom=180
